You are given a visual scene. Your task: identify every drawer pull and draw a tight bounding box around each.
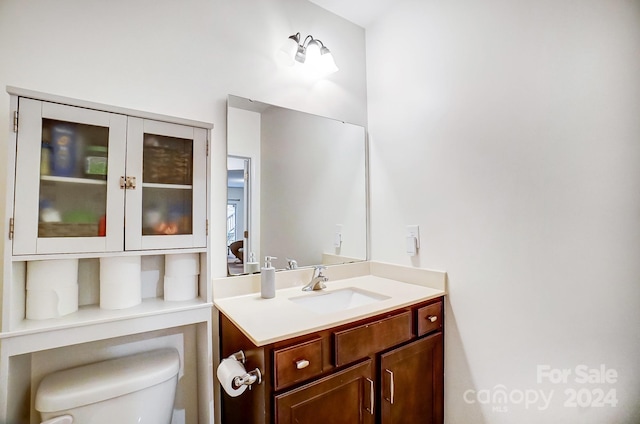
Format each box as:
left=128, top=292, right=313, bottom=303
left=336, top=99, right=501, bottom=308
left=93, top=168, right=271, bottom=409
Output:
left=295, top=359, right=310, bottom=369
left=365, top=378, right=375, bottom=415
left=427, top=315, right=438, bottom=323
left=385, top=369, right=395, bottom=404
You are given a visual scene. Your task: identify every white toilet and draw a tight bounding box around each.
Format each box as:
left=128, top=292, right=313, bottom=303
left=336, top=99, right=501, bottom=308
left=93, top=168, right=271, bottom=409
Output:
left=35, top=348, right=180, bottom=424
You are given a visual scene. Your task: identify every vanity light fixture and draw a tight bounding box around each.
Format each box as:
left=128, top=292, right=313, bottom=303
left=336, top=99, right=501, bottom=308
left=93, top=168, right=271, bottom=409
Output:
left=278, top=32, right=339, bottom=75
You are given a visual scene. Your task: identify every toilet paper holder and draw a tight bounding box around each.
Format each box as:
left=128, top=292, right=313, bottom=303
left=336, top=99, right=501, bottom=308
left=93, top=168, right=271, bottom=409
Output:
left=228, top=350, right=262, bottom=389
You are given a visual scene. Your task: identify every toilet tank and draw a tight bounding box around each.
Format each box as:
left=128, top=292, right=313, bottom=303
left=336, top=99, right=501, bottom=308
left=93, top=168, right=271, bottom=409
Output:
left=35, top=348, right=180, bottom=417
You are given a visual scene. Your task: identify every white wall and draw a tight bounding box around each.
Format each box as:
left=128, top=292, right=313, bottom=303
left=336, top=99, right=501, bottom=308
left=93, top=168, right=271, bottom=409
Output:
left=0, top=1, right=367, bottom=423
left=0, top=0, right=367, bottom=280
left=366, top=0, right=640, bottom=423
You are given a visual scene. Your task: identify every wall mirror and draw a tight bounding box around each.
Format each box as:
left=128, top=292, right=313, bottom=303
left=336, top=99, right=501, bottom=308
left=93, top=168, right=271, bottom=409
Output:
left=227, top=95, right=368, bottom=275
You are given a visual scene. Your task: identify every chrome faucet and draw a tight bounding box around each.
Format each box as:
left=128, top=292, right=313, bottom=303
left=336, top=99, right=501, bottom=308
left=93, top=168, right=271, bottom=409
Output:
left=286, top=258, right=298, bottom=270
left=302, top=265, right=328, bottom=291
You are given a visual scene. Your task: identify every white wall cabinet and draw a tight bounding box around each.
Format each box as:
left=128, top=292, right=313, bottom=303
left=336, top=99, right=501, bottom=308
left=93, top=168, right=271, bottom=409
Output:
left=12, top=98, right=208, bottom=256
left=0, top=87, right=214, bottom=424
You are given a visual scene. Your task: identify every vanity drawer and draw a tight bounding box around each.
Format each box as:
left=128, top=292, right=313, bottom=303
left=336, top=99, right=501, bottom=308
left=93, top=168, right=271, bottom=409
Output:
left=416, top=300, right=443, bottom=336
left=274, top=338, right=323, bottom=391
left=334, top=311, right=413, bottom=367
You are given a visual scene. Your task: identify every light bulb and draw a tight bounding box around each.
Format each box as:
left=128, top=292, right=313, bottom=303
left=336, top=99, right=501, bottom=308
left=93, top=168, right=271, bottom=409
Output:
left=318, top=46, right=338, bottom=74
left=305, top=40, right=322, bottom=68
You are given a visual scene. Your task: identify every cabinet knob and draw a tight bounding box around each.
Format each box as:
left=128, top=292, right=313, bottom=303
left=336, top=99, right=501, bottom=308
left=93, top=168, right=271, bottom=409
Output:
left=295, top=359, right=310, bottom=370
left=427, top=315, right=438, bottom=323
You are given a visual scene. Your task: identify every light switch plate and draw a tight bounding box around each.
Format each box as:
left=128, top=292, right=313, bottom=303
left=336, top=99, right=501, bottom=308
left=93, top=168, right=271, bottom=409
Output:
left=334, top=224, right=343, bottom=247
left=406, top=225, right=420, bottom=255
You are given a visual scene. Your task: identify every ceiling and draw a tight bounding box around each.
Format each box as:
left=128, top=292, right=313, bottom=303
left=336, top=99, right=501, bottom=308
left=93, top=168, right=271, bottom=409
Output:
left=308, top=0, right=396, bottom=28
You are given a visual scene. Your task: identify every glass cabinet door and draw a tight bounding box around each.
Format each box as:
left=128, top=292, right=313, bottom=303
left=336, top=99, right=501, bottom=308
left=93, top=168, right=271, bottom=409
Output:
left=12, top=98, right=127, bottom=255
left=125, top=118, right=207, bottom=250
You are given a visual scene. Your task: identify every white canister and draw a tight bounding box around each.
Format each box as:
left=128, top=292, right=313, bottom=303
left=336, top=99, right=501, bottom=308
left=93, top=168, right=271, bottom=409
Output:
left=99, top=256, right=142, bottom=310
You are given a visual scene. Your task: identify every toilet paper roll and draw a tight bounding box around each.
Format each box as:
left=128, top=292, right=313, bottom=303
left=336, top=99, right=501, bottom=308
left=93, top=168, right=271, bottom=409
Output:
left=100, top=256, right=142, bottom=310
left=26, top=289, right=58, bottom=320
left=100, top=280, right=141, bottom=310
left=100, top=256, right=141, bottom=285
left=216, top=358, right=248, bottom=398
left=164, top=275, right=198, bottom=301
left=165, top=253, right=200, bottom=276
left=27, top=259, right=79, bottom=290
left=55, top=285, right=79, bottom=316
left=26, top=285, right=79, bottom=320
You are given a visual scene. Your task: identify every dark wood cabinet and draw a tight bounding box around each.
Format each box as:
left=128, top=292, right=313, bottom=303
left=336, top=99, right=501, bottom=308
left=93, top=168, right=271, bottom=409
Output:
left=334, top=311, right=413, bottom=367
left=275, top=359, right=375, bottom=424
left=380, top=333, right=444, bottom=424
left=219, top=296, right=444, bottom=424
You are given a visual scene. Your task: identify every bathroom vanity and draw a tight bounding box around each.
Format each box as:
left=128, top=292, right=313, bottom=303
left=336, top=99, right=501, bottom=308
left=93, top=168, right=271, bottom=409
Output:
left=214, top=262, right=446, bottom=424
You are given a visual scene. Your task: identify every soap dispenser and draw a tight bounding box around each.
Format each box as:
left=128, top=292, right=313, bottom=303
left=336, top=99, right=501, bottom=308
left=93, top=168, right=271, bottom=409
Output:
left=245, top=252, right=260, bottom=274
left=261, top=256, right=277, bottom=299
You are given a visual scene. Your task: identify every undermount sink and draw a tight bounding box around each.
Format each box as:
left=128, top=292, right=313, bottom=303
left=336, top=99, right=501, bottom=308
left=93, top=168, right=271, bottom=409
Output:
left=290, top=287, right=390, bottom=315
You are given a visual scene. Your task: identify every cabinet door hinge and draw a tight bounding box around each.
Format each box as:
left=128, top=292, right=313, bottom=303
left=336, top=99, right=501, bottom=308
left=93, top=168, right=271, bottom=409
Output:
left=12, top=111, right=18, bottom=133
left=206, top=139, right=209, bottom=157
left=8, top=218, right=14, bottom=240
left=206, top=219, right=209, bottom=236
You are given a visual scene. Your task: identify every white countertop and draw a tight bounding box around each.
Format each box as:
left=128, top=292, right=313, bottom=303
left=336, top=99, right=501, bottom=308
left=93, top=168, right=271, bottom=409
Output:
left=214, top=262, right=447, bottom=346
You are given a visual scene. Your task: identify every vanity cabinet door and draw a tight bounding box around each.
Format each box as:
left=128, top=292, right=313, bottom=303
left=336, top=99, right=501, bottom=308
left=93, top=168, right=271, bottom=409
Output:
left=275, top=359, right=375, bottom=424
left=380, top=332, right=444, bottom=424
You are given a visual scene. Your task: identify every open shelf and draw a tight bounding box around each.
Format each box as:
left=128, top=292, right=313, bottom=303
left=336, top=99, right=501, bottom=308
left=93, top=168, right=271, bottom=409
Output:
left=3, top=297, right=211, bottom=338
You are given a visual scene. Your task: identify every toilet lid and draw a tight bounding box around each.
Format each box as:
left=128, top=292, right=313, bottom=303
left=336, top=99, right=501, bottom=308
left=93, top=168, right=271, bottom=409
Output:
left=35, top=348, right=180, bottom=412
